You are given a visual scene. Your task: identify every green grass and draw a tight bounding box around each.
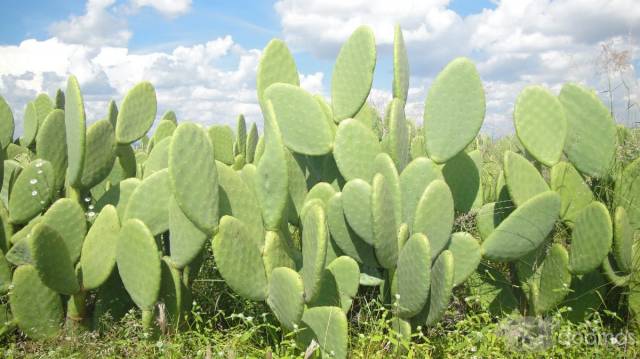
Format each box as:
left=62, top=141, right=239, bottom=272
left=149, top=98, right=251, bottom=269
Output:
left=1, top=255, right=639, bottom=358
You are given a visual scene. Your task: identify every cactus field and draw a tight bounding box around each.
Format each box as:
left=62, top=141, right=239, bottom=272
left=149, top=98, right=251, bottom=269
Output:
left=1, top=25, right=640, bottom=357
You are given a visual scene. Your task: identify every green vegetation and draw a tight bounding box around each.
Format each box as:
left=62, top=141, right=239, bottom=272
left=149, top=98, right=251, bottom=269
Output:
left=1, top=24, right=640, bottom=357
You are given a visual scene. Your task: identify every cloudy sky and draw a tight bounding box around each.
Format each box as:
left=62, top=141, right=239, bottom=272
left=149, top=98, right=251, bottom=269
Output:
left=1, top=0, right=639, bottom=137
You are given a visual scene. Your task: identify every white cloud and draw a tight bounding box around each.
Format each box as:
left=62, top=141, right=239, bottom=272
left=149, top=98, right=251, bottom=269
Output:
left=49, top=0, right=131, bottom=47
left=131, top=0, right=192, bottom=18
left=0, top=36, right=267, bottom=134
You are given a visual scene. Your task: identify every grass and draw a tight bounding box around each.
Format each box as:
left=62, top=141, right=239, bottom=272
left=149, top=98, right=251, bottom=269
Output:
left=1, top=254, right=639, bottom=358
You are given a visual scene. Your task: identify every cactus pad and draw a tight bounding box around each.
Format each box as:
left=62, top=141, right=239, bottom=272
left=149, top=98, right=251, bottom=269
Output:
left=482, top=191, right=560, bottom=261
left=64, top=75, right=87, bottom=187
left=10, top=265, right=63, bottom=339
left=568, top=202, right=612, bottom=274
left=267, top=267, right=304, bottom=331
left=302, top=204, right=329, bottom=302
left=116, top=218, right=162, bottom=310
left=115, top=82, right=157, bottom=144
left=448, top=232, right=481, bottom=286
left=334, top=118, right=382, bottom=181
left=331, top=26, right=376, bottom=121
left=169, top=123, right=219, bottom=234
left=265, top=83, right=334, bottom=155
left=212, top=216, right=268, bottom=301
left=80, top=205, right=120, bottom=290
left=30, top=223, right=80, bottom=295
left=504, top=151, right=549, bottom=207
left=514, top=86, right=567, bottom=166
left=423, top=58, right=485, bottom=163
left=413, top=179, right=454, bottom=259
left=396, top=233, right=430, bottom=318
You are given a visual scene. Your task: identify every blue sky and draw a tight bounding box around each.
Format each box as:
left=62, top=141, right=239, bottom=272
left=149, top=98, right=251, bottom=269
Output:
left=1, top=0, right=638, bottom=136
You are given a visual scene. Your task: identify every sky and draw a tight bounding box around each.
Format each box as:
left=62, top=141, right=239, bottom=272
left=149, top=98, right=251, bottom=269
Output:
left=1, top=0, right=639, bottom=137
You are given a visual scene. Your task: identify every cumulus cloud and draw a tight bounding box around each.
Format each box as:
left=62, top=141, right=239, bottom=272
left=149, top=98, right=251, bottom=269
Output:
left=130, top=0, right=192, bottom=18
left=0, top=36, right=268, bottom=134
left=49, top=0, right=131, bottom=47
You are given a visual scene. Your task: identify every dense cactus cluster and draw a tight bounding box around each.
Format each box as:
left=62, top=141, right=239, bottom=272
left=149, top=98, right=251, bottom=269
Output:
left=1, top=25, right=639, bottom=357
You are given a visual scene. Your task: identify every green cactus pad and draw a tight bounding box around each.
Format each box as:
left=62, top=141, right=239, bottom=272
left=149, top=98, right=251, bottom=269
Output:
left=216, top=162, right=264, bottom=242
left=326, top=256, right=359, bottom=313
left=396, top=233, right=430, bottom=318
left=536, top=244, right=571, bottom=314
left=30, top=223, right=80, bottom=295
left=332, top=26, right=376, bottom=121
left=35, top=109, right=67, bottom=190
left=9, top=159, right=55, bottom=224
left=144, top=137, right=170, bottom=177
left=562, top=271, right=606, bottom=322
left=612, top=207, right=633, bottom=273
left=80, top=119, right=116, bottom=189
left=400, top=157, right=442, bottom=228
left=34, top=93, right=54, bottom=127
left=387, top=98, right=410, bottom=171
left=304, top=183, right=337, bottom=211
left=326, top=194, right=377, bottom=266
left=476, top=202, right=508, bottom=241
left=246, top=123, right=259, bottom=163
left=559, top=83, right=616, bottom=178
left=169, top=123, right=219, bottom=234
left=267, top=267, right=304, bottom=331
left=208, top=125, right=235, bottom=165
left=442, top=151, right=481, bottom=212
left=264, top=83, right=334, bottom=155
left=212, top=216, right=267, bottom=301
left=448, top=232, right=481, bottom=286
left=106, top=99, right=118, bottom=128
left=159, top=256, right=186, bottom=327
left=0, top=249, right=10, bottom=293
left=425, top=250, right=455, bottom=326
left=514, top=86, right=567, bottom=166
left=298, top=306, right=348, bottom=359
left=80, top=205, right=120, bottom=290
left=262, top=230, right=298, bottom=278
left=482, top=191, right=560, bottom=261
left=20, top=101, right=38, bottom=146
left=41, top=198, right=87, bottom=263
left=302, top=204, right=329, bottom=302
left=10, top=265, right=63, bottom=339
left=410, top=135, right=426, bottom=160
left=504, top=151, right=549, bottom=207
left=95, top=177, right=141, bottom=220
left=235, top=114, right=247, bottom=157
left=124, top=169, right=171, bottom=235
left=354, top=103, right=381, bottom=137
left=168, top=197, right=207, bottom=269
left=0, top=96, right=14, bottom=149
left=550, top=161, right=594, bottom=223
left=466, top=264, right=518, bottom=315
left=568, top=202, right=612, bottom=274
left=413, top=180, right=454, bottom=259
left=334, top=118, right=382, bottom=181
left=92, top=270, right=135, bottom=325
left=423, top=58, right=485, bottom=163
left=373, top=153, right=402, bottom=227
left=64, top=75, right=87, bottom=187
left=0, top=203, right=10, bottom=252
left=256, top=39, right=299, bottom=106
left=615, top=157, right=640, bottom=230
left=256, top=101, right=288, bottom=230
left=371, top=174, right=398, bottom=269
left=116, top=218, right=162, bottom=310
left=393, top=25, right=410, bottom=102
left=115, top=82, right=157, bottom=144
left=284, top=150, right=308, bottom=225
left=601, top=255, right=631, bottom=287
left=341, top=179, right=373, bottom=245
left=150, top=120, right=176, bottom=149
